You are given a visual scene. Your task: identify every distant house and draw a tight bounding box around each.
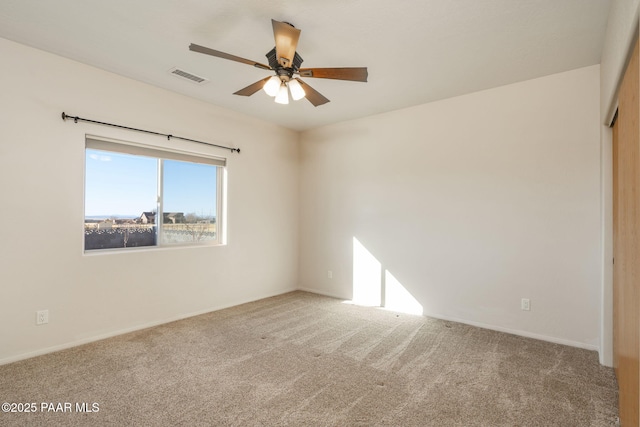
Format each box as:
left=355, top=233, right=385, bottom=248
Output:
left=139, top=212, right=155, bottom=224
left=164, top=212, right=185, bottom=224
left=138, top=212, right=185, bottom=224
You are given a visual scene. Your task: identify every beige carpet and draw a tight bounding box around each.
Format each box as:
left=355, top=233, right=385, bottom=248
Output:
left=0, top=291, right=618, bottom=426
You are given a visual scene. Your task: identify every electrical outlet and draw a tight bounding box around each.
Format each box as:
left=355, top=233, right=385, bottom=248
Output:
left=327, top=270, right=333, bottom=279
left=521, top=298, right=530, bottom=311
left=36, top=310, right=49, bottom=325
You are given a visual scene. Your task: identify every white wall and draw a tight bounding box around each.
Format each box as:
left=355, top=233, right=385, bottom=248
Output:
left=0, top=38, right=299, bottom=364
left=0, top=31, right=610, bottom=364
left=600, top=0, right=640, bottom=124
left=598, top=0, right=640, bottom=367
left=299, top=65, right=602, bottom=350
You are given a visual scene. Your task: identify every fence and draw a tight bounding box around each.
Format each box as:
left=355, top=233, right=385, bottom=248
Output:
left=84, top=226, right=156, bottom=250
left=84, top=224, right=217, bottom=250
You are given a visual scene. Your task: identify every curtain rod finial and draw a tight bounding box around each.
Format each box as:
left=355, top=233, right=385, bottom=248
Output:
left=61, top=112, right=67, bottom=121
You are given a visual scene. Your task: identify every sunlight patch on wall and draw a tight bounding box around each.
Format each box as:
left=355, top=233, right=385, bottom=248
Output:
left=351, top=237, right=423, bottom=316
left=384, top=270, right=423, bottom=315
left=352, top=237, right=381, bottom=306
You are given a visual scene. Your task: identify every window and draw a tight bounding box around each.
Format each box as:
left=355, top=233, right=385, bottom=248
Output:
left=84, top=137, right=225, bottom=251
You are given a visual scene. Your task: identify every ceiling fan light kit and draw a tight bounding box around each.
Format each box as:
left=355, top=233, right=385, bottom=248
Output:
left=263, top=75, right=281, bottom=97
left=275, top=83, right=289, bottom=104
left=189, top=19, right=368, bottom=107
left=288, top=79, right=305, bottom=101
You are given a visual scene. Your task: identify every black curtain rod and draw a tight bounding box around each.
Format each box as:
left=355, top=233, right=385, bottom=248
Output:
left=61, top=112, right=240, bottom=153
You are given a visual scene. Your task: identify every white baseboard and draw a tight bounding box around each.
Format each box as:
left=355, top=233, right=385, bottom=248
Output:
left=0, top=287, right=297, bottom=366
left=422, top=311, right=599, bottom=352
left=298, top=288, right=600, bottom=353
left=3, top=286, right=599, bottom=365
left=296, top=286, right=349, bottom=301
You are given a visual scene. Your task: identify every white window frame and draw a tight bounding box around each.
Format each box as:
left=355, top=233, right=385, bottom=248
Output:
left=84, top=136, right=226, bottom=252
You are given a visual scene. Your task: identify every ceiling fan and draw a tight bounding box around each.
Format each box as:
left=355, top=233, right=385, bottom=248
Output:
left=189, top=19, right=368, bottom=106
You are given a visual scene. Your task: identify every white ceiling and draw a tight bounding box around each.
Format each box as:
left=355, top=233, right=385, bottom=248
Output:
left=0, top=0, right=611, bottom=131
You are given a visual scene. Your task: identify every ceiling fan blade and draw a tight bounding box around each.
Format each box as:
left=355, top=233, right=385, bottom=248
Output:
left=295, top=78, right=330, bottom=107
left=298, top=67, right=368, bottom=82
left=189, top=43, right=271, bottom=70
left=272, top=20, right=301, bottom=68
left=233, top=77, right=272, bottom=97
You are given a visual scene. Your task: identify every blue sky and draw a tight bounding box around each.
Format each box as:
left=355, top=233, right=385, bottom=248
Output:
left=163, top=159, right=217, bottom=217
left=85, top=149, right=217, bottom=218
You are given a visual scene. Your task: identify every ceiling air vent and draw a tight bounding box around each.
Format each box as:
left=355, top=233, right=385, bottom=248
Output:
left=169, top=67, right=209, bottom=84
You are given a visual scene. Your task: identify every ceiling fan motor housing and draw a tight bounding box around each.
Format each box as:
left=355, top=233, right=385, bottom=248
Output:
left=266, top=47, right=304, bottom=81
